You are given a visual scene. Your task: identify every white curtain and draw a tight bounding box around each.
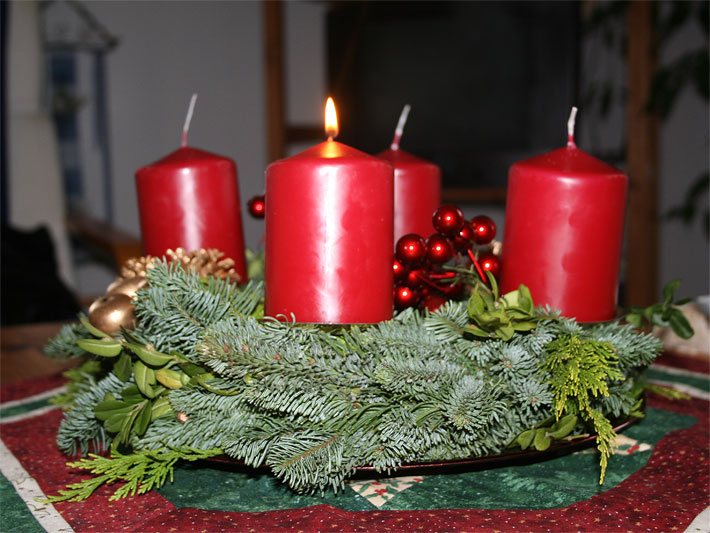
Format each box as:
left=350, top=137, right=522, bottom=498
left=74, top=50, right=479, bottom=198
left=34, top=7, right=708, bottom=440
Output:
left=7, top=0, right=75, bottom=287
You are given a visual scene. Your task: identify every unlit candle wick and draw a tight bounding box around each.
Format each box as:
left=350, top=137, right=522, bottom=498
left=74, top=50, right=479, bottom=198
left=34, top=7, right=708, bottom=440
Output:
left=390, top=104, right=412, bottom=151
left=181, top=93, right=198, bottom=147
left=567, top=106, right=578, bottom=148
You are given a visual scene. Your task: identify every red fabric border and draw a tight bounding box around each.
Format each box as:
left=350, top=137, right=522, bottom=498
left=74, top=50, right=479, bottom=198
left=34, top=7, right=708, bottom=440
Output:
left=655, top=351, right=710, bottom=375
left=0, top=373, right=68, bottom=404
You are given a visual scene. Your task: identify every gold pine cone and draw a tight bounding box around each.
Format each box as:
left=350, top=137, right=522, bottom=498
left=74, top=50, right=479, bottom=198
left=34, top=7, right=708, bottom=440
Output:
left=120, top=248, right=241, bottom=283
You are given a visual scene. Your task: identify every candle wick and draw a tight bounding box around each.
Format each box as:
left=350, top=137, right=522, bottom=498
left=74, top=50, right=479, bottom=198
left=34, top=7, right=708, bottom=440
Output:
left=566, top=106, right=578, bottom=148
left=390, top=104, right=411, bottom=151
left=181, top=93, right=198, bottom=147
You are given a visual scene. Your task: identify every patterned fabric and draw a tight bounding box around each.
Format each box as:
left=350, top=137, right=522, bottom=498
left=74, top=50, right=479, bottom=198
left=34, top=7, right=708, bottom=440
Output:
left=0, top=363, right=707, bottom=532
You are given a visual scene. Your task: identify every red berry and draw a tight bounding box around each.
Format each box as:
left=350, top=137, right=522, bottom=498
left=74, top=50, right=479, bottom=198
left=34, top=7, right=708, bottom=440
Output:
left=395, top=233, right=427, bottom=266
left=470, top=215, right=496, bottom=245
left=394, top=285, right=420, bottom=310
left=453, top=223, right=475, bottom=252
left=393, top=259, right=408, bottom=283
left=426, top=234, right=454, bottom=264
left=247, top=195, right=266, bottom=218
left=432, top=205, right=465, bottom=235
left=478, top=251, right=502, bottom=278
left=406, top=268, right=428, bottom=288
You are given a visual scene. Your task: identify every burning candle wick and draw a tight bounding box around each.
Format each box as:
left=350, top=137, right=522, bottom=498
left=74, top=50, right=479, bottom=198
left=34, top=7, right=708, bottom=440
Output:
left=181, top=93, right=198, bottom=148
left=324, top=97, right=339, bottom=141
left=390, top=104, right=411, bottom=151
left=567, top=106, right=578, bottom=148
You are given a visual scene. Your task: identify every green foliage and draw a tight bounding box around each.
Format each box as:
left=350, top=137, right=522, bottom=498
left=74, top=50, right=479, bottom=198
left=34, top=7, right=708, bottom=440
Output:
left=464, top=274, right=538, bottom=341
left=44, top=322, right=92, bottom=359
left=45, top=264, right=667, bottom=500
left=50, top=262, right=266, bottom=454
left=588, top=322, right=662, bottom=374
left=625, top=280, right=694, bottom=339
left=45, top=447, right=221, bottom=503
left=516, top=414, right=579, bottom=452
left=50, top=360, right=104, bottom=409
left=132, top=261, right=264, bottom=359
left=56, top=372, right=126, bottom=456
left=541, top=334, right=623, bottom=483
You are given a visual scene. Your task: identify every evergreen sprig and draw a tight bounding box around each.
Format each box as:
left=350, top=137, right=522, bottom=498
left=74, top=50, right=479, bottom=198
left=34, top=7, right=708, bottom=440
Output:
left=45, top=447, right=221, bottom=503
left=541, top=334, right=624, bottom=483
left=44, top=322, right=92, bottom=359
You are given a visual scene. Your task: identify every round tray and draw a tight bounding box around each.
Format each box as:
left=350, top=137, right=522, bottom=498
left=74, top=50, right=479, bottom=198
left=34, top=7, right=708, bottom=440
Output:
left=205, top=414, right=639, bottom=479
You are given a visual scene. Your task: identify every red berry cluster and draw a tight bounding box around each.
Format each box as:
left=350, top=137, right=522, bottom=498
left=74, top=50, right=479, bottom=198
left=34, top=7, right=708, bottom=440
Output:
left=394, top=205, right=500, bottom=312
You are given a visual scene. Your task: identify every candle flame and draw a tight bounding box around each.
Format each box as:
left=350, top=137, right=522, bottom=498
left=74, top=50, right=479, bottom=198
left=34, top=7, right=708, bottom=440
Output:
left=325, top=97, right=339, bottom=140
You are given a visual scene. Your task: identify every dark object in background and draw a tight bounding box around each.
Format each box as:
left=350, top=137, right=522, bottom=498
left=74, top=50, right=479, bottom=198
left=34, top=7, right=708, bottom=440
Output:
left=327, top=1, right=579, bottom=188
left=1, top=224, right=80, bottom=325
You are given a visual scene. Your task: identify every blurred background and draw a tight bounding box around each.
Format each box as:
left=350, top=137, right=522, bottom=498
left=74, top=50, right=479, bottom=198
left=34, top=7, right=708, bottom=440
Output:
left=2, top=0, right=708, bottom=324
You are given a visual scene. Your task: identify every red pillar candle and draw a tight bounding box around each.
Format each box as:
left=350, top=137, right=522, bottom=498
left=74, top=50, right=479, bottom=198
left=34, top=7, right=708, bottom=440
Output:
left=265, top=98, right=394, bottom=323
left=501, top=108, right=628, bottom=322
left=135, top=95, right=248, bottom=280
left=376, top=106, right=441, bottom=242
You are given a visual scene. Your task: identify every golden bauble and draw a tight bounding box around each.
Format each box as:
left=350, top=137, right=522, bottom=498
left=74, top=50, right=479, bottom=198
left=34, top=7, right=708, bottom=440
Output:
left=88, top=293, right=136, bottom=335
left=106, top=276, right=147, bottom=298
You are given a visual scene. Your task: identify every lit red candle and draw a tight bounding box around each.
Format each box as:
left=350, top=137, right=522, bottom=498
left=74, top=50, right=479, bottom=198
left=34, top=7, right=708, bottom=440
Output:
left=376, top=105, right=441, bottom=243
left=135, top=95, right=248, bottom=280
left=501, top=108, right=628, bottom=322
left=265, top=98, right=394, bottom=323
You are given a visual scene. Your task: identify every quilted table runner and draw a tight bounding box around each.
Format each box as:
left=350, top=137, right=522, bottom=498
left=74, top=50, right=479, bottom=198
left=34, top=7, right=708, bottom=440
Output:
left=1, top=356, right=708, bottom=532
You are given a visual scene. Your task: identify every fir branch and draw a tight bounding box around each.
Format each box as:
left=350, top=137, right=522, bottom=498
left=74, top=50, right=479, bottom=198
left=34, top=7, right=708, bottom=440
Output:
left=595, top=379, right=644, bottom=418
left=510, top=377, right=553, bottom=418
left=441, top=377, right=509, bottom=448
left=589, top=323, right=662, bottom=373
left=373, top=358, right=464, bottom=402
left=132, top=263, right=263, bottom=359
left=56, top=373, right=126, bottom=456
left=45, top=447, right=221, bottom=503
left=266, top=430, right=352, bottom=493
left=44, top=322, right=92, bottom=359
left=368, top=408, right=446, bottom=469
left=50, top=360, right=104, bottom=410
left=491, top=345, right=538, bottom=381
left=423, top=301, right=469, bottom=342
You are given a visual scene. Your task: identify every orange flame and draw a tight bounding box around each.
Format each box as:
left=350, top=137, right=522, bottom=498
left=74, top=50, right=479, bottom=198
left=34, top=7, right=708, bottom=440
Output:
left=325, top=97, right=339, bottom=140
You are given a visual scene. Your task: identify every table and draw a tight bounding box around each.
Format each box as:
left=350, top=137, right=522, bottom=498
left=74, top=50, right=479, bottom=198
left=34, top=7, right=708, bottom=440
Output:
left=1, top=322, right=708, bottom=532
left=1, top=322, right=80, bottom=385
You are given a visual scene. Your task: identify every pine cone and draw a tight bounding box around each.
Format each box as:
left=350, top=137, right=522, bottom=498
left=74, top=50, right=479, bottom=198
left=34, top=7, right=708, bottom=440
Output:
left=119, top=248, right=241, bottom=283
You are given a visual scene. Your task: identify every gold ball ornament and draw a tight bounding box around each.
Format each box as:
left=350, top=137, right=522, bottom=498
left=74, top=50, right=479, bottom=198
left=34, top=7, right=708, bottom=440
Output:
left=88, top=293, right=136, bottom=335
left=106, top=276, right=148, bottom=298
